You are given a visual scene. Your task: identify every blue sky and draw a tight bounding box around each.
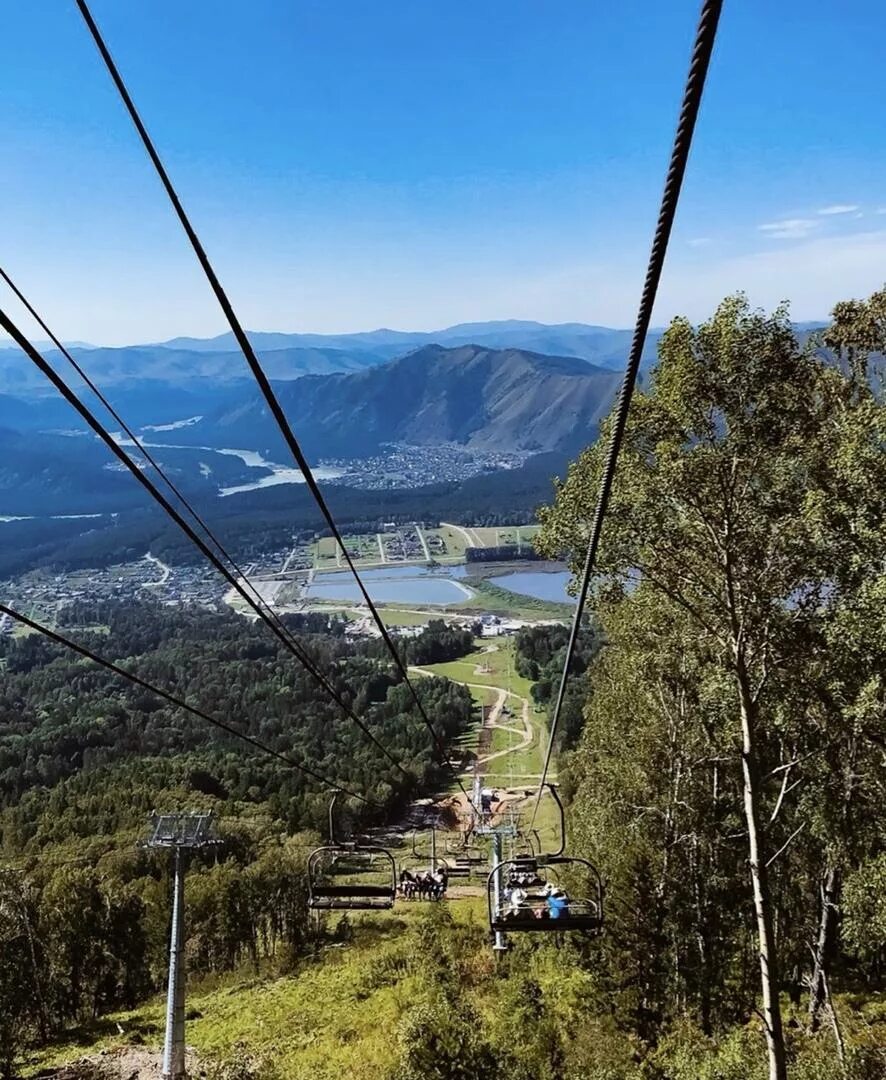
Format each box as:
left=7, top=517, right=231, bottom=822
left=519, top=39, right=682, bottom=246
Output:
left=2, top=0, right=885, bottom=345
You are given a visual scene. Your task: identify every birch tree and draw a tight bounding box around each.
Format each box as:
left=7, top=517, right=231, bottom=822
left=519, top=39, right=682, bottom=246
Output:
left=538, top=295, right=881, bottom=1080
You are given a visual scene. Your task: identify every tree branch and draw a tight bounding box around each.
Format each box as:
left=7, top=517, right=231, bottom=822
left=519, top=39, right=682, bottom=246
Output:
left=765, top=822, right=807, bottom=868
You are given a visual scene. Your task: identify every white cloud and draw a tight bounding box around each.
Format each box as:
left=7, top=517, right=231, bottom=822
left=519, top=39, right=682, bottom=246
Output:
left=687, top=237, right=712, bottom=248
left=648, top=228, right=886, bottom=325
left=758, top=218, right=819, bottom=240
left=876, top=207, right=886, bottom=215
left=817, top=204, right=859, bottom=215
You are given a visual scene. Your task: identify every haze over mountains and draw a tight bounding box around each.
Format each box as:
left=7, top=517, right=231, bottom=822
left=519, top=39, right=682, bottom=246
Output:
left=0, top=320, right=662, bottom=397
left=156, top=319, right=665, bottom=370
left=0, top=316, right=833, bottom=523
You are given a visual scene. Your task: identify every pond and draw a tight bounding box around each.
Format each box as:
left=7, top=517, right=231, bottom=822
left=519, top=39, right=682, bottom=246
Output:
left=490, top=570, right=575, bottom=604
left=306, top=565, right=473, bottom=606
left=304, top=563, right=576, bottom=608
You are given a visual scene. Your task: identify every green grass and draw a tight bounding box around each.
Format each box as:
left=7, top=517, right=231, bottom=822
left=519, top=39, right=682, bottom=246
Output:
left=26, top=902, right=490, bottom=1080
left=423, top=526, right=469, bottom=559
left=313, top=536, right=340, bottom=567
left=26, top=902, right=886, bottom=1080
left=376, top=609, right=433, bottom=627
left=469, top=526, right=502, bottom=547
left=415, top=641, right=551, bottom=792
left=419, top=641, right=533, bottom=699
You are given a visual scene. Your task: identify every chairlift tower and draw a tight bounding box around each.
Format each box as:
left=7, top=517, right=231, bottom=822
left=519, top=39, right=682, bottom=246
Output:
left=144, top=812, right=221, bottom=1080
left=476, top=804, right=519, bottom=953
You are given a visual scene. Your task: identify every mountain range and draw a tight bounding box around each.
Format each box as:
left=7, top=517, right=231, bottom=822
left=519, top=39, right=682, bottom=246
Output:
left=156, top=319, right=666, bottom=370
left=0, top=320, right=666, bottom=398
left=0, top=342, right=622, bottom=521
left=166, top=344, right=623, bottom=458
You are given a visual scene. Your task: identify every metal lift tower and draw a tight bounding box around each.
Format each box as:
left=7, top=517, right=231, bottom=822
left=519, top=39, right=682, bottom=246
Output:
left=145, top=812, right=221, bottom=1080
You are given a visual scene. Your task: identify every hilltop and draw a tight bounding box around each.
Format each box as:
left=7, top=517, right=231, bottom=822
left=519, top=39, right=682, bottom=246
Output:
left=177, top=344, right=622, bottom=458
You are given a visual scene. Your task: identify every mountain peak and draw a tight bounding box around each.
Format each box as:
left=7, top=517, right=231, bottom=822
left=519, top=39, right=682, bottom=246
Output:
left=181, top=343, right=622, bottom=459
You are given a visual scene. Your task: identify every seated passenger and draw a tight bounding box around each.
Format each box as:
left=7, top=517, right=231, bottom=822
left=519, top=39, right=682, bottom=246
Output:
left=546, top=887, right=570, bottom=920
left=506, top=885, right=528, bottom=919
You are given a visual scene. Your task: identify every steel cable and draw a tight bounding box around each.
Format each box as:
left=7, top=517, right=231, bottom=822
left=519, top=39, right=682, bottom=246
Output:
left=0, top=305, right=413, bottom=783
left=528, top=0, right=724, bottom=831
left=75, top=0, right=479, bottom=813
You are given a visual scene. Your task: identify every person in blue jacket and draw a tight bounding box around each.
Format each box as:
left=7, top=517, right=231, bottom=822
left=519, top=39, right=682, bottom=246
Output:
left=545, top=884, right=570, bottom=920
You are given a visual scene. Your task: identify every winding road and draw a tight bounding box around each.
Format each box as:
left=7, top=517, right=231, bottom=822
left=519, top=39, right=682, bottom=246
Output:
left=408, top=644, right=551, bottom=829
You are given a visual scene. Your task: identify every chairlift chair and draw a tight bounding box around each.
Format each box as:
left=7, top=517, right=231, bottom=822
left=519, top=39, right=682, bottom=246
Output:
left=488, top=855, right=604, bottom=934
left=307, top=793, right=396, bottom=912
left=398, top=828, right=438, bottom=882
left=486, top=784, right=605, bottom=937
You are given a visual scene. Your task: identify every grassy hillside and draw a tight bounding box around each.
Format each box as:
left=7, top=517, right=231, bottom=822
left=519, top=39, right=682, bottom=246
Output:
left=27, top=901, right=886, bottom=1080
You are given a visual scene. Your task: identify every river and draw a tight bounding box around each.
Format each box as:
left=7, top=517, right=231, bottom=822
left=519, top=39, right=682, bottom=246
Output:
left=111, top=437, right=344, bottom=495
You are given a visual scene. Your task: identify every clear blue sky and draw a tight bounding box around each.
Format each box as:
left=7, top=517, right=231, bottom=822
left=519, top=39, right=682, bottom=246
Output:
left=1, top=0, right=885, bottom=345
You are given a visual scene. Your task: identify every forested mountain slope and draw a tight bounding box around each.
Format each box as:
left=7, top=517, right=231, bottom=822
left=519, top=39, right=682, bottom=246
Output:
left=182, top=344, right=622, bottom=456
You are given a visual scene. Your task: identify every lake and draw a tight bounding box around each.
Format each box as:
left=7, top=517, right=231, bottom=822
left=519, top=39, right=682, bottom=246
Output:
left=491, top=570, right=575, bottom=604
left=304, top=563, right=575, bottom=607
left=306, top=565, right=473, bottom=606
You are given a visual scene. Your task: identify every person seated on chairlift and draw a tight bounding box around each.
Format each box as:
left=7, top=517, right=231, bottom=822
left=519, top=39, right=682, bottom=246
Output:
left=480, top=787, right=494, bottom=814
left=543, top=882, right=570, bottom=920
left=505, top=884, right=528, bottom=919
left=433, top=867, right=449, bottom=898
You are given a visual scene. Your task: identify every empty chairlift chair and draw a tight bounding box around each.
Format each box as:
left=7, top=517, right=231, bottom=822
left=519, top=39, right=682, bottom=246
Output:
left=307, top=793, right=396, bottom=912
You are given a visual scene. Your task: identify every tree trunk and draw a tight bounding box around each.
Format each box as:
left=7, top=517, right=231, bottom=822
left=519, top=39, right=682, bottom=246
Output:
left=808, top=866, right=841, bottom=1033
left=737, top=668, right=788, bottom=1080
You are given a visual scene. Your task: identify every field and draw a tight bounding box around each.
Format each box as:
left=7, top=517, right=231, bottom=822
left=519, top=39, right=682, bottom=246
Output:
left=469, top=524, right=540, bottom=549
left=375, top=608, right=434, bottom=626
left=309, top=533, right=393, bottom=568
left=422, top=525, right=470, bottom=561
left=313, top=535, right=340, bottom=567
left=419, top=647, right=533, bottom=702
left=308, top=522, right=542, bottom=571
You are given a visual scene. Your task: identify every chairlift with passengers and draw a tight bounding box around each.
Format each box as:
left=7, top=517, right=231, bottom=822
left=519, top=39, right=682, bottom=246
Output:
left=487, top=785, right=604, bottom=937
left=307, top=792, right=396, bottom=912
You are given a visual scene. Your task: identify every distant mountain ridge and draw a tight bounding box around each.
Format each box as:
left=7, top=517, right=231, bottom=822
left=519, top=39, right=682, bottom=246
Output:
left=156, top=319, right=665, bottom=370
left=0, top=318, right=831, bottom=398
left=169, top=343, right=623, bottom=457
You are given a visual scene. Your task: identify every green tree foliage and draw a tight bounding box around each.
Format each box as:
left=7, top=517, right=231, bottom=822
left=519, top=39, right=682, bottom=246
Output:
left=0, top=602, right=475, bottom=1071
left=514, top=623, right=600, bottom=751
left=537, top=292, right=886, bottom=1079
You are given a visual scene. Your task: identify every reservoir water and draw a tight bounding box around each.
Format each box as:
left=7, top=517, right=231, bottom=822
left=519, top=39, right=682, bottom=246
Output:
left=307, top=565, right=472, bottom=606
left=304, top=563, right=575, bottom=607
left=491, top=570, right=574, bottom=604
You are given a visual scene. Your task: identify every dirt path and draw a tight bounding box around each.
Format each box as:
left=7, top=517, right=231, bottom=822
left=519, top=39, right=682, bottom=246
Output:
left=408, top=667, right=534, bottom=777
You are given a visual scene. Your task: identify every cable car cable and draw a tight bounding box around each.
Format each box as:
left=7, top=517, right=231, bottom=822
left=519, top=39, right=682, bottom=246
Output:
left=0, top=306, right=411, bottom=782
left=528, top=0, right=724, bottom=832
left=75, top=0, right=479, bottom=813
left=0, top=602, right=376, bottom=806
